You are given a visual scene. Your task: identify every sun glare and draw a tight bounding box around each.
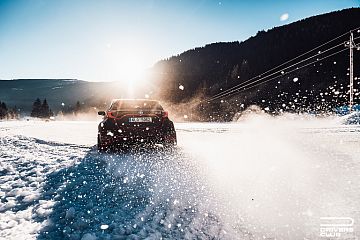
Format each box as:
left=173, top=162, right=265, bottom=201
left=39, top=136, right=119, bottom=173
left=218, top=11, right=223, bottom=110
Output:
left=104, top=43, right=151, bottom=88
left=117, top=52, right=147, bottom=85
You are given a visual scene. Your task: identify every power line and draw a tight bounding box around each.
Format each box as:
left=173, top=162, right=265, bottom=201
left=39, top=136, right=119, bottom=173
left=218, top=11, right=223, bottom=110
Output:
left=254, top=26, right=360, bottom=77
left=204, top=26, right=360, bottom=103
left=209, top=47, right=349, bottom=102
left=206, top=41, right=345, bottom=102
left=207, top=34, right=360, bottom=103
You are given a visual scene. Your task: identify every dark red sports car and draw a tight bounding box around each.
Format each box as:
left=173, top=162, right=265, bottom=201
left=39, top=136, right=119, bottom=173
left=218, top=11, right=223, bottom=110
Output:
left=97, top=99, right=177, bottom=151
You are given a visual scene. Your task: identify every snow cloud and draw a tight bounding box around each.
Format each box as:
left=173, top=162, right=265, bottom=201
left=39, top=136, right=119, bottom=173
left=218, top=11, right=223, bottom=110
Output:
left=280, top=13, right=289, bottom=21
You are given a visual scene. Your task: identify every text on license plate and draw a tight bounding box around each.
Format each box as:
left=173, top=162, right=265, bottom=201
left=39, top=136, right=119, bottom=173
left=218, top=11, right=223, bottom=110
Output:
left=129, top=117, right=152, bottom=123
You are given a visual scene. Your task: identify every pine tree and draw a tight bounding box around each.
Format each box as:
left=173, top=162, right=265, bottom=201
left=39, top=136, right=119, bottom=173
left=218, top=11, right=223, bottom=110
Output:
left=9, top=106, right=19, bottom=119
left=40, top=99, right=50, bottom=118
left=1, top=102, right=6, bottom=110
left=31, top=98, right=42, bottom=118
left=0, top=101, right=7, bottom=119
left=0, top=102, right=19, bottom=120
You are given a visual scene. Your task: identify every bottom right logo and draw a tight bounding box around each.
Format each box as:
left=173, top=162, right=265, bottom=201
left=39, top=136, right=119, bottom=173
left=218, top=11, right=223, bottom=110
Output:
left=320, top=217, right=355, bottom=239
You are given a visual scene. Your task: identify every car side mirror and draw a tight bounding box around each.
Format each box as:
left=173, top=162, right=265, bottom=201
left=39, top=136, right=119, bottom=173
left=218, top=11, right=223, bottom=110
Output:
left=98, top=111, right=105, bottom=116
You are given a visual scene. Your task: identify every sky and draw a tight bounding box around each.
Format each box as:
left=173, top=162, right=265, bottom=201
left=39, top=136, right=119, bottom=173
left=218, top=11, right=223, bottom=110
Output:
left=0, top=0, right=359, bottom=82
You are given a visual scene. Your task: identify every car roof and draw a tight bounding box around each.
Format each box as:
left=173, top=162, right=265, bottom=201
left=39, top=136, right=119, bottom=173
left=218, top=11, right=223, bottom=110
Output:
left=110, top=99, right=160, bottom=105
left=111, top=99, right=160, bottom=103
left=109, top=99, right=163, bottom=110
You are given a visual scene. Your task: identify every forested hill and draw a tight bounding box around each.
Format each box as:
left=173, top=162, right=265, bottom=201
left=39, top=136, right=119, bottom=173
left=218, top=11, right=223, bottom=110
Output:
left=151, top=8, right=360, bottom=120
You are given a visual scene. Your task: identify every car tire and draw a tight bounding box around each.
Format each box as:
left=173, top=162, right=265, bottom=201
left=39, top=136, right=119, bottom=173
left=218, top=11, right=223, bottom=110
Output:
left=162, top=123, right=177, bottom=148
left=163, top=140, right=176, bottom=148
left=97, top=134, right=108, bottom=152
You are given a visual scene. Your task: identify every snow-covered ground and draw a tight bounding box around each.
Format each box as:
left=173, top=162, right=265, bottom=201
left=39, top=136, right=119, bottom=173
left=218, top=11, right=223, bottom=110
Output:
left=0, top=115, right=359, bottom=240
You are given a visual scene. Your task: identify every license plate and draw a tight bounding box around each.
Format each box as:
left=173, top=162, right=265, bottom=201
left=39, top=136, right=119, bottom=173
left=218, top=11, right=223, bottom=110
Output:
left=129, top=117, right=152, bottom=123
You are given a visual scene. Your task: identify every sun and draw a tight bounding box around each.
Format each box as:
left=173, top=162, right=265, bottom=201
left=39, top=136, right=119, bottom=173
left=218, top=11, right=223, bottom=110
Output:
left=116, top=52, right=144, bottom=83
left=104, top=43, right=150, bottom=86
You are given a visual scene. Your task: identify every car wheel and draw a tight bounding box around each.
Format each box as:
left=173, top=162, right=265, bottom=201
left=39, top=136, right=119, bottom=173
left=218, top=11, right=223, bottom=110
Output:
left=97, top=134, right=108, bottom=152
left=163, top=130, right=177, bottom=148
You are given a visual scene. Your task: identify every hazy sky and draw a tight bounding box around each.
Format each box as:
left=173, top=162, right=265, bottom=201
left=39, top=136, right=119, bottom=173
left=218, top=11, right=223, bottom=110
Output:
left=0, top=0, right=358, bottom=82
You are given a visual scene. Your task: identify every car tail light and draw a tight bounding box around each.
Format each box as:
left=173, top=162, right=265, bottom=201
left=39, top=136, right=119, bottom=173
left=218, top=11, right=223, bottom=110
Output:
left=162, top=111, right=168, bottom=118
left=107, top=111, right=116, bottom=118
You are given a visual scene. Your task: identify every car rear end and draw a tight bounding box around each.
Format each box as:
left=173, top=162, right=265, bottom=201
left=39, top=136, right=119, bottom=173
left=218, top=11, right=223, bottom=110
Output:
left=98, top=99, right=176, bottom=150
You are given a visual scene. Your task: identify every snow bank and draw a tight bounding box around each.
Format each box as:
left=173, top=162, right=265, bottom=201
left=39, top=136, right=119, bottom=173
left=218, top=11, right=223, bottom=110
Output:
left=0, top=134, right=88, bottom=240
left=341, top=111, right=360, bottom=125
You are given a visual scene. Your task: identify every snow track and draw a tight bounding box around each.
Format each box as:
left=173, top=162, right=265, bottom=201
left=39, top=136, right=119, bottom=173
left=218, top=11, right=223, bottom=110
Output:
left=0, top=118, right=360, bottom=239
left=0, top=132, right=228, bottom=239
left=0, top=135, right=88, bottom=239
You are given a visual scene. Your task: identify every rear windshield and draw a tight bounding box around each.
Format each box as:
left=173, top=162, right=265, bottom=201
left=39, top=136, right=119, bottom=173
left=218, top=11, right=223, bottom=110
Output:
left=110, top=100, right=164, bottom=111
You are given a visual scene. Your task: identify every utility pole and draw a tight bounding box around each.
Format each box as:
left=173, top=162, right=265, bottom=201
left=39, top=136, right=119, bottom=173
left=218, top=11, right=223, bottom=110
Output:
left=349, top=31, right=354, bottom=111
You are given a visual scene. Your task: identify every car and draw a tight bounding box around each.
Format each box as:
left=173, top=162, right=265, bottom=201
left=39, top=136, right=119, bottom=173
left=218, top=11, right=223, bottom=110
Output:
left=97, top=99, right=177, bottom=151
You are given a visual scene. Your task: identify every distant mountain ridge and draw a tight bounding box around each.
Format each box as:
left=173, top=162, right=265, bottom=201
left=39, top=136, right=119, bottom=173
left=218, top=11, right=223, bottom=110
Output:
left=0, top=79, right=150, bottom=115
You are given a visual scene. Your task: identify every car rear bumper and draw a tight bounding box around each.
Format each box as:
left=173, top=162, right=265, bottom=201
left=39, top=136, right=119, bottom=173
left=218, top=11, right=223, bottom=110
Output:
left=99, top=129, right=168, bottom=146
left=98, top=118, right=177, bottom=148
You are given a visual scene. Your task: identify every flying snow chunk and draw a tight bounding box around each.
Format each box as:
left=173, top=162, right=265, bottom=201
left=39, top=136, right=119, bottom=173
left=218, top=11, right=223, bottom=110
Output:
left=293, top=77, right=299, bottom=82
left=65, top=207, right=75, bottom=219
left=81, top=233, right=97, bottom=240
left=184, top=115, right=188, bottom=119
left=179, top=85, right=184, bottom=90
left=100, top=224, right=109, bottom=230
left=280, top=13, right=289, bottom=21
left=145, top=94, right=149, bottom=99
left=123, top=177, right=128, bottom=183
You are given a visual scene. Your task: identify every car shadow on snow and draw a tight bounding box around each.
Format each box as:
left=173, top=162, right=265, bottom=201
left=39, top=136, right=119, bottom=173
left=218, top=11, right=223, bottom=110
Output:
left=36, top=145, right=227, bottom=240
